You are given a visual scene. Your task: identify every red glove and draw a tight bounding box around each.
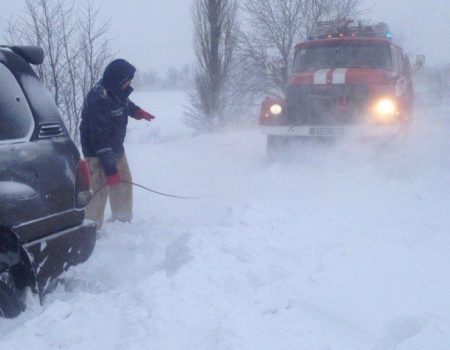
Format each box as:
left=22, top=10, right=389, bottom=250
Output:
left=134, top=109, right=155, bottom=121
left=106, top=173, right=121, bottom=186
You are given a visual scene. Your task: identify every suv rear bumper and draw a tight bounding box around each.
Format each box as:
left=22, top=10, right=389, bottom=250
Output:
left=23, top=220, right=96, bottom=296
left=261, top=125, right=403, bottom=138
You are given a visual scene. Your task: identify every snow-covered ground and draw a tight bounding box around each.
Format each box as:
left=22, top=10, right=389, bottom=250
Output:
left=1, top=91, right=450, bottom=349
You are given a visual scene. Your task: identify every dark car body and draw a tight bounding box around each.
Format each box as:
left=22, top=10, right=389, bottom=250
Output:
left=0, top=46, right=96, bottom=312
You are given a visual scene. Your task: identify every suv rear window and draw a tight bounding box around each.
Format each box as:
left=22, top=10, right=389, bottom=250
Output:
left=0, top=63, right=34, bottom=142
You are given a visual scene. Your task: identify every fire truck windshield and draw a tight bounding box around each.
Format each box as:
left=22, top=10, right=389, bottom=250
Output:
left=293, top=43, right=392, bottom=72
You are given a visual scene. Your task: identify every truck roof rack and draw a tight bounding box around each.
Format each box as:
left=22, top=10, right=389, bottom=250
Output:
left=0, top=45, right=44, bottom=65
left=311, top=20, right=392, bottom=41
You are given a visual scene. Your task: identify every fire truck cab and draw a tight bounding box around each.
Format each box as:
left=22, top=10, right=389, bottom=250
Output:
left=260, top=20, right=424, bottom=151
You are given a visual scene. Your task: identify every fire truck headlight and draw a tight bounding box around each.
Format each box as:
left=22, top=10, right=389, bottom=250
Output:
left=270, top=104, right=283, bottom=116
left=373, top=98, right=398, bottom=120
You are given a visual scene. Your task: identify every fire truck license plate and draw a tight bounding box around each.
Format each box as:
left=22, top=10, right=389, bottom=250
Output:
left=309, top=127, right=345, bottom=137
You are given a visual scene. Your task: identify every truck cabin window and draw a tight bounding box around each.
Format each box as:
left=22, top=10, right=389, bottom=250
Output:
left=293, top=43, right=393, bottom=72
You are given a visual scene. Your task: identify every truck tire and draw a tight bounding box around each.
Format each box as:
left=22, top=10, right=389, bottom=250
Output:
left=267, top=135, right=288, bottom=156
left=0, top=277, right=22, bottom=318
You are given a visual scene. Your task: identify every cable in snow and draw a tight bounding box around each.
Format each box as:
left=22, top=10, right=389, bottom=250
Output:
left=90, top=180, right=210, bottom=203
left=120, top=180, right=210, bottom=199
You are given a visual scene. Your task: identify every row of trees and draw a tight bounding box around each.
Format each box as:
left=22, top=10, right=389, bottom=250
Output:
left=4, top=0, right=111, bottom=142
left=8, top=1, right=445, bottom=138
left=188, top=0, right=362, bottom=131
left=3, top=0, right=367, bottom=136
left=134, top=65, right=193, bottom=91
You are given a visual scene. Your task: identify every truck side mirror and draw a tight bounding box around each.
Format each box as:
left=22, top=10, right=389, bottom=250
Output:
left=403, top=54, right=426, bottom=78
left=415, top=55, right=426, bottom=68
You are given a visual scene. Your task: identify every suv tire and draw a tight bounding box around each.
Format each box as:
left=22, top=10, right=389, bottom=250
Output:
left=0, top=276, right=22, bottom=319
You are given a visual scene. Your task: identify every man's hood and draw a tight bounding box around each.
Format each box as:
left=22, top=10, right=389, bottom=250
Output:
left=102, top=59, right=136, bottom=92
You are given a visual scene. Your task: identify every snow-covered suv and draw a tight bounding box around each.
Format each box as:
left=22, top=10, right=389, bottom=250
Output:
left=0, top=46, right=96, bottom=317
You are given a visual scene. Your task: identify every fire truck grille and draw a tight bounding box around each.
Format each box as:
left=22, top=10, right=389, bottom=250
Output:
left=286, top=84, right=370, bottom=125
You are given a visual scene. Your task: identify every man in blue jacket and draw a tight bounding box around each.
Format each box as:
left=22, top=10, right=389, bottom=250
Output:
left=80, top=59, right=155, bottom=229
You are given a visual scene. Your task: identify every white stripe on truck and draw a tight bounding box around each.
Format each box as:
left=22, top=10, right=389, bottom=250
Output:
left=332, top=68, right=348, bottom=84
left=314, top=69, right=330, bottom=84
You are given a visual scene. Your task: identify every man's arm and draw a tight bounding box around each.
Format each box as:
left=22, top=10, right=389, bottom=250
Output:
left=88, top=98, right=117, bottom=176
left=128, top=99, right=156, bottom=121
left=127, top=99, right=140, bottom=119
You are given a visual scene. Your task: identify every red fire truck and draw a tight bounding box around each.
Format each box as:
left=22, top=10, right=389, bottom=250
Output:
left=259, top=21, right=424, bottom=152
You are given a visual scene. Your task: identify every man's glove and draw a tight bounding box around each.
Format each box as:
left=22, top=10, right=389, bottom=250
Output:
left=134, top=108, right=156, bottom=121
left=106, top=173, right=121, bottom=186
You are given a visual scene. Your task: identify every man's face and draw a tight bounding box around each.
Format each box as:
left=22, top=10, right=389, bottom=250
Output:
left=121, top=80, right=132, bottom=90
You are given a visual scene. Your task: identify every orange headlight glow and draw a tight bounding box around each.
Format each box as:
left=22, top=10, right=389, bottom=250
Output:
left=269, top=104, right=283, bottom=116
left=373, top=98, right=398, bottom=122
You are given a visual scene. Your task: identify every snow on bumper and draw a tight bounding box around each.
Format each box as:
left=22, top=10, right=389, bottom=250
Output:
left=23, top=220, right=96, bottom=296
left=261, top=125, right=403, bottom=138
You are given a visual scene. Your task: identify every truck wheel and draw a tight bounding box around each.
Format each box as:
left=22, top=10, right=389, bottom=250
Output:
left=267, top=135, right=288, bottom=157
left=0, top=278, right=22, bottom=318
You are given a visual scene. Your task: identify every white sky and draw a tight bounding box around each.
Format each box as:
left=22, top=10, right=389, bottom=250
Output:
left=365, top=0, right=450, bottom=65
left=1, top=0, right=449, bottom=73
left=99, top=0, right=194, bottom=74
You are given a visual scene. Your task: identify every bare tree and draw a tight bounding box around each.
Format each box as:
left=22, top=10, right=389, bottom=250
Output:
left=333, top=0, right=361, bottom=21
left=237, top=0, right=303, bottom=101
left=300, top=0, right=361, bottom=38
left=6, top=0, right=65, bottom=105
left=186, top=0, right=239, bottom=132
left=237, top=0, right=362, bottom=101
left=63, top=0, right=112, bottom=142
left=4, top=0, right=111, bottom=142
left=79, top=1, right=112, bottom=98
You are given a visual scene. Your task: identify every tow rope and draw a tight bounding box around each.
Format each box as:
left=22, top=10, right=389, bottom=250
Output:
left=121, top=180, right=208, bottom=199
left=90, top=180, right=208, bottom=203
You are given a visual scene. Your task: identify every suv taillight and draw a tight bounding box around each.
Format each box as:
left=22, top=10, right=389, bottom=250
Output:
left=76, top=159, right=92, bottom=208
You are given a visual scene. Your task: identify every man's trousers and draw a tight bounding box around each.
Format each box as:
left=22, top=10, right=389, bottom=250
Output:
left=85, top=154, right=133, bottom=229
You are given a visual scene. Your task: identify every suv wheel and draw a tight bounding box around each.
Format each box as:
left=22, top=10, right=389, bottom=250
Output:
left=0, top=273, right=22, bottom=318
